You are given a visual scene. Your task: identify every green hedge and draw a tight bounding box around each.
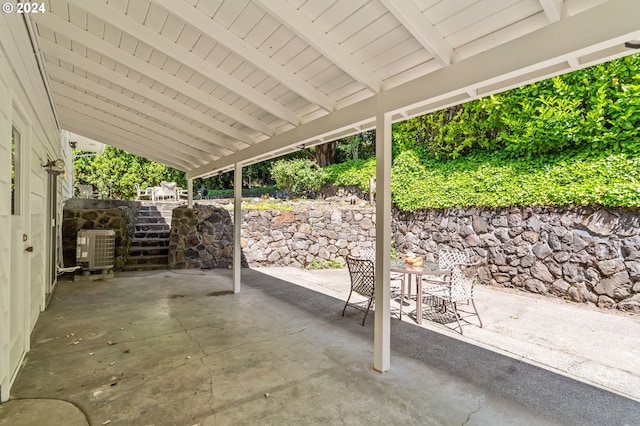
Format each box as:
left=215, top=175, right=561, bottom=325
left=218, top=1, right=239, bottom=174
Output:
left=270, top=158, right=328, bottom=196
left=317, top=150, right=640, bottom=211
left=390, top=149, right=640, bottom=211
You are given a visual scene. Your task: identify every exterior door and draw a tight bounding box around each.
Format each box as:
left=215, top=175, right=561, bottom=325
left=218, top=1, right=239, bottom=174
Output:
left=8, top=121, right=29, bottom=392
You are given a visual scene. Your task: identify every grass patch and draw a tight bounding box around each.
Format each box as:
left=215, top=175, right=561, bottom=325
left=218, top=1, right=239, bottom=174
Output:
left=306, top=259, right=343, bottom=270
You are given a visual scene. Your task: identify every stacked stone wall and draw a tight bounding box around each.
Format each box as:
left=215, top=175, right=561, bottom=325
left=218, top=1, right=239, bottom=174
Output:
left=62, top=206, right=134, bottom=271
left=241, top=206, right=376, bottom=267
left=395, top=206, right=640, bottom=313
left=168, top=207, right=236, bottom=269
left=168, top=205, right=376, bottom=269
left=168, top=204, right=639, bottom=313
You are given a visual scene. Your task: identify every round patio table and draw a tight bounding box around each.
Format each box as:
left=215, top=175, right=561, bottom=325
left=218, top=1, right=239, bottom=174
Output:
left=391, top=258, right=450, bottom=325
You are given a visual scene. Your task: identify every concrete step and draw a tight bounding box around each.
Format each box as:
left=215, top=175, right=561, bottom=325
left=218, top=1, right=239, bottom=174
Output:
left=128, top=246, right=169, bottom=254
left=125, top=255, right=169, bottom=268
left=135, top=217, right=166, bottom=224
left=122, top=263, right=168, bottom=271
left=131, top=238, right=170, bottom=246
left=137, top=209, right=163, bottom=215
left=135, top=225, right=170, bottom=232
left=138, top=212, right=172, bottom=220
left=133, top=231, right=171, bottom=239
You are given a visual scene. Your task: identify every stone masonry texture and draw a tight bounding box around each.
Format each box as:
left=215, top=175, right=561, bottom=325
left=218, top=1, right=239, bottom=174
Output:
left=168, top=204, right=640, bottom=313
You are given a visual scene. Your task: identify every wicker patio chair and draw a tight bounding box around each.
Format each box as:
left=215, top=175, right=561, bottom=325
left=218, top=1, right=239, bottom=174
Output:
left=421, top=249, right=469, bottom=289
left=422, top=262, right=483, bottom=334
left=343, top=255, right=376, bottom=326
left=438, top=249, right=468, bottom=269
left=360, top=247, right=404, bottom=281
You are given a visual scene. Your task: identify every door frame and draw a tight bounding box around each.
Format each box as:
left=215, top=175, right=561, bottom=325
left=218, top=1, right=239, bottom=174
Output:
left=7, top=102, right=31, bottom=397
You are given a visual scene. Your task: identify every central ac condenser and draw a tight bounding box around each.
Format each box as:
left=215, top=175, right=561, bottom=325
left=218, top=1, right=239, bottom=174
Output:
left=76, top=229, right=115, bottom=271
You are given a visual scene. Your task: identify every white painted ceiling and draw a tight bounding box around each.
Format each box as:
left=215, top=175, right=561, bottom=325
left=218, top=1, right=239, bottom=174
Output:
left=30, top=0, right=640, bottom=178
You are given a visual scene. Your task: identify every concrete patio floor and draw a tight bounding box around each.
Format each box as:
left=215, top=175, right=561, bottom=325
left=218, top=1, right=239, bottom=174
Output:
left=1, top=267, right=639, bottom=425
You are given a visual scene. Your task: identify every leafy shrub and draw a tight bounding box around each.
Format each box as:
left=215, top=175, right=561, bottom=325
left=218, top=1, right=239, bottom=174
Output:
left=390, top=148, right=640, bottom=211
left=270, top=158, right=328, bottom=196
left=324, top=158, right=377, bottom=191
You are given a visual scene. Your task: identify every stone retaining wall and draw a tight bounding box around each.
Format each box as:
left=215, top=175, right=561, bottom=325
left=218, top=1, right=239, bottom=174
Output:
left=395, top=206, right=640, bottom=313
left=241, top=206, right=375, bottom=267
left=62, top=202, right=136, bottom=271
left=168, top=206, right=236, bottom=269
left=168, top=204, right=640, bottom=313
left=168, top=205, right=375, bottom=269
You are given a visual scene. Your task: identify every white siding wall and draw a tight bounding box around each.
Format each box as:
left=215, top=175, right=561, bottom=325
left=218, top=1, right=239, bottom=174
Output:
left=0, top=46, right=12, bottom=404
left=0, top=12, right=66, bottom=401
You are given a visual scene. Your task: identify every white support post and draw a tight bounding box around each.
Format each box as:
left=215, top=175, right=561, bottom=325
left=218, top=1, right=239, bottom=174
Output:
left=233, top=162, right=242, bottom=293
left=187, top=178, right=193, bottom=208
left=374, top=105, right=391, bottom=373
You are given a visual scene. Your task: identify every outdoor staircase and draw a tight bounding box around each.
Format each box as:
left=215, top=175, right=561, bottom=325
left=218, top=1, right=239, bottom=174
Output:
left=124, top=202, right=182, bottom=271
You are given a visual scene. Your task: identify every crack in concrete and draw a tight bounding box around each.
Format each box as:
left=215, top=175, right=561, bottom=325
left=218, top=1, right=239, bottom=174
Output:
left=165, top=308, right=217, bottom=417
left=462, top=402, right=481, bottom=426
left=199, top=326, right=313, bottom=358
left=161, top=306, right=314, bottom=421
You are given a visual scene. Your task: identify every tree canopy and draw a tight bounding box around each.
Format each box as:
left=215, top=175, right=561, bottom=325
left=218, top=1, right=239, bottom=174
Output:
left=73, top=148, right=183, bottom=199
left=397, top=53, right=640, bottom=160
left=73, top=53, right=640, bottom=209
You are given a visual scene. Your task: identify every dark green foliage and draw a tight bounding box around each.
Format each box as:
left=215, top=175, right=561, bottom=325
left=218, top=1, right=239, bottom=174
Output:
left=400, top=100, right=500, bottom=160
left=73, top=147, right=183, bottom=199
left=399, top=53, right=640, bottom=159
left=335, top=130, right=376, bottom=162
left=390, top=149, right=640, bottom=211
left=270, top=158, right=328, bottom=196
left=324, top=158, right=377, bottom=191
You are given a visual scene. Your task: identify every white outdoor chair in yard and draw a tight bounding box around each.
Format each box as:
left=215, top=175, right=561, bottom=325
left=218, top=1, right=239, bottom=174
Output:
left=155, top=181, right=177, bottom=201
left=77, top=184, right=94, bottom=198
left=343, top=255, right=376, bottom=326
left=135, top=183, right=154, bottom=201
left=421, top=249, right=469, bottom=290
left=438, top=249, right=468, bottom=269
left=422, top=261, right=483, bottom=335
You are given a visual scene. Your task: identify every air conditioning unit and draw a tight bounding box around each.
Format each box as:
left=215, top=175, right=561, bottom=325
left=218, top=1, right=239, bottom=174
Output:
left=76, top=229, right=115, bottom=271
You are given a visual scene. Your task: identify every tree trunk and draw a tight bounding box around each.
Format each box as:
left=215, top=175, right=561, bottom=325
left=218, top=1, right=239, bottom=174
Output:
left=314, top=141, right=337, bottom=167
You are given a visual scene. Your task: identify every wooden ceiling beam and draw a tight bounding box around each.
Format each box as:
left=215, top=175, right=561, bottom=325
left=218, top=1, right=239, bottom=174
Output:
left=38, top=38, right=252, bottom=149
left=59, top=110, right=194, bottom=170
left=254, top=0, right=383, bottom=93
left=152, top=0, right=338, bottom=113
left=67, top=0, right=303, bottom=126
left=32, top=11, right=277, bottom=136
left=48, top=63, right=233, bottom=157
left=54, top=89, right=209, bottom=166
left=379, top=0, right=457, bottom=67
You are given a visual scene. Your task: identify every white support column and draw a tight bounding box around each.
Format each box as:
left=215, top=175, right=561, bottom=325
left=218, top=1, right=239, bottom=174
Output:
left=233, top=162, right=242, bottom=293
left=187, top=178, right=193, bottom=208
left=374, top=104, right=391, bottom=373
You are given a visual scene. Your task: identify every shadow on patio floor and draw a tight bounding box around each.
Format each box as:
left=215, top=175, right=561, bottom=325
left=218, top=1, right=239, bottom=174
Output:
left=1, top=267, right=638, bottom=425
